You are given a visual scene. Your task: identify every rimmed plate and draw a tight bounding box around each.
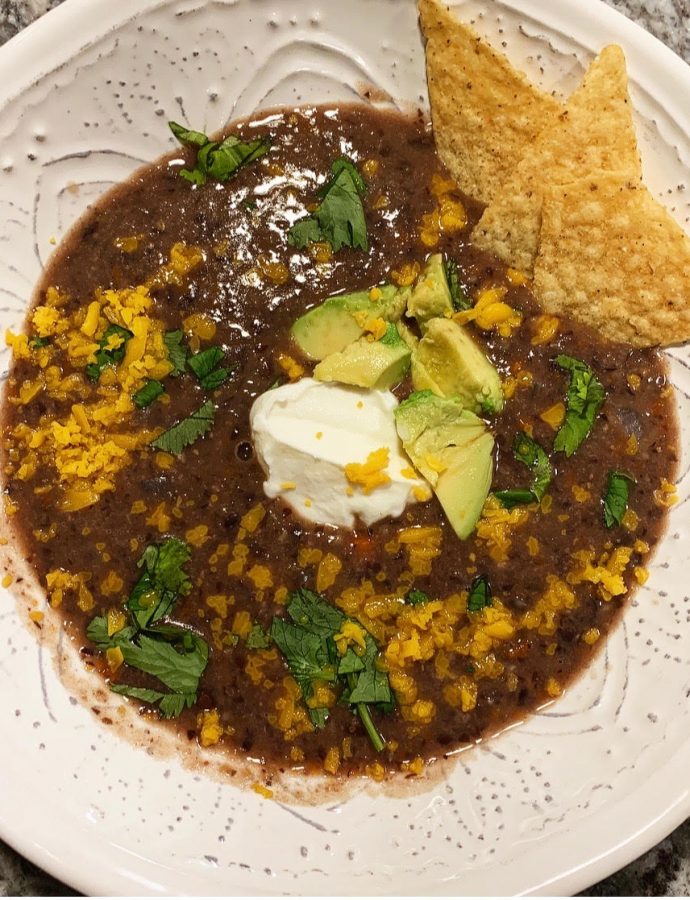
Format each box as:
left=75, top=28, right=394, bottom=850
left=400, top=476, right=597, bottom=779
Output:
left=0, top=0, right=689, bottom=894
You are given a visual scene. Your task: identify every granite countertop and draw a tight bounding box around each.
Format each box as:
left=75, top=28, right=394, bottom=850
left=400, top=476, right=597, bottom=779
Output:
left=0, top=0, right=689, bottom=895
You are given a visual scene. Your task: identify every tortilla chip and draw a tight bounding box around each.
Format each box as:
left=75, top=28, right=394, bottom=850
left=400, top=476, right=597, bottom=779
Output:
left=418, top=0, right=561, bottom=205
left=534, top=173, right=690, bottom=348
left=472, top=45, right=642, bottom=272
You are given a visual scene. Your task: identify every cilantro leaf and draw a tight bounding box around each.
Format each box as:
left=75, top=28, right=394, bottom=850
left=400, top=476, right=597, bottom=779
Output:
left=308, top=707, right=329, bottom=729
left=288, top=218, right=322, bottom=248
left=496, top=432, right=553, bottom=508
left=494, top=488, right=536, bottom=509
left=246, top=623, right=272, bottom=650
left=88, top=542, right=207, bottom=719
left=270, top=588, right=391, bottom=750
left=379, top=322, right=400, bottom=347
left=553, top=355, right=605, bottom=457
left=138, top=538, right=192, bottom=593
left=288, top=156, right=368, bottom=252
left=444, top=258, right=471, bottom=311
left=127, top=538, right=192, bottom=630
left=603, top=470, right=635, bottom=528
left=187, top=346, right=232, bottom=391
left=337, top=647, right=366, bottom=674
left=287, top=587, right=346, bottom=636
left=405, top=588, right=430, bottom=606
left=133, top=379, right=165, bottom=408
left=188, top=346, right=223, bottom=379
left=327, top=157, right=367, bottom=197
left=169, top=121, right=208, bottom=148
left=85, top=324, right=132, bottom=382
left=467, top=575, right=492, bottom=613
left=347, top=669, right=392, bottom=705
left=164, top=329, right=188, bottom=376
left=203, top=135, right=270, bottom=182
left=514, top=432, right=553, bottom=500
left=30, top=336, right=50, bottom=349
left=151, top=400, right=215, bottom=454
left=118, top=631, right=208, bottom=696
left=159, top=693, right=193, bottom=718
left=109, top=684, right=194, bottom=719
left=85, top=615, right=135, bottom=649
left=270, top=618, right=336, bottom=685
left=169, top=121, right=270, bottom=186
left=199, top=368, right=230, bottom=391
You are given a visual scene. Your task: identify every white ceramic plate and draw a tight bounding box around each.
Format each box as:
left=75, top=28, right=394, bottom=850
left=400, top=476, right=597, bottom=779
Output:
left=1, top=0, right=690, bottom=894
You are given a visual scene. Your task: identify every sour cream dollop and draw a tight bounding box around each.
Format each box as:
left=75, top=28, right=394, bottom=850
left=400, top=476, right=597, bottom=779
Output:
left=249, top=378, right=428, bottom=528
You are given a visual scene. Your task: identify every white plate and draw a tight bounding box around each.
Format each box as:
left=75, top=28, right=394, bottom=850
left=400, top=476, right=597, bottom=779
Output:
left=0, top=0, right=689, bottom=895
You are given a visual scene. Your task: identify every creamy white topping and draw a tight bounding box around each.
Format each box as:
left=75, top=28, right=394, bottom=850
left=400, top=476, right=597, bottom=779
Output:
left=250, top=378, right=428, bottom=528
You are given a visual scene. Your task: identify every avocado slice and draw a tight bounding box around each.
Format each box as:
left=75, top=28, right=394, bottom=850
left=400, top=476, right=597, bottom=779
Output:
left=291, top=284, right=409, bottom=361
left=411, top=318, right=504, bottom=414
left=394, top=391, right=494, bottom=539
left=395, top=318, right=419, bottom=352
left=435, top=433, right=495, bottom=540
left=395, top=391, right=487, bottom=485
left=313, top=323, right=411, bottom=390
left=407, top=254, right=453, bottom=325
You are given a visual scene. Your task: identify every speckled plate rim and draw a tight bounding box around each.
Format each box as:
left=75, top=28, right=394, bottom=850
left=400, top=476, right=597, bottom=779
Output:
left=0, top=0, right=689, bottom=895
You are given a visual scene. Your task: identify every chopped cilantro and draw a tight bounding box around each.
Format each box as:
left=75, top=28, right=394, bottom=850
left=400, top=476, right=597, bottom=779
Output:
left=127, top=538, right=192, bottom=630
left=164, top=329, right=188, bottom=376
left=86, top=539, right=208, bottom=719
left=85, top=324, right=132, bottom=382
left=151, top=400, right=215, bottom=455
left=495, top=432, right=553, bottom=508
left=246, top=623, right=272, bottom=650
left=553, top=354, right=605, bottom=457
left=168, top=121, right=208, bottom=148
left=188, top=345, right=231, bottom=391
left=444, top=258, right=471, bottom=311
left=133, top=379, right=165, bottom=408
left=603, top=470, right=635, bottom=528
left=169, top=121, right=270, bottom=186
left=30, top=336, right=50, bottom=349
left=288, top=156, right=368, bottom=252
left=270, top=588, right=392, bottom=751
left=379, top=322, right=400, bottom=346
left=467, top=575, right=492, bottom=613
left=494, top=488, right=537, bottom=509
left=404, top=588, right=430, bottom=606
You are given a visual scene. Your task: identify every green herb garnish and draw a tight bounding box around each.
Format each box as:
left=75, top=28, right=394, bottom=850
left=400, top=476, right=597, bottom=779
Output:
left=127, top=537, right=192, bottom=630
left=288, top=156, right=368, bottom=252
left=169, top=121, right=270, bottom=186
left=151, top=400, right=215, bottom=455
left=467, top=575, right=492, bottom=613
left=85, top=324, right=133, bottom=382
left=30, top=336, right=50, bottom=349
left=553, top=354, right=605, bottom=457
left=187, top=345, right=231, bottom=391
left=404, top=588, right=430, bottom=606
left=379, top=322, right=400, bottom=346
left=86, top=539, right=208, bottom=719
left=270, top=588, right=392, bottom=751
left=133, top=379, right=165, bottom=408
left=164, top=329, right=188, bottom=376
left=603, top=470, right=635, bottom=528
left=444, top=258, right=471, bottom=311
left=168, top=122, right=208, bottom=148
left=494, top=488, right=538, bottom=509
left=246, top=623, right=272, bottom=650
left=495, top=432, right=553, bottom=508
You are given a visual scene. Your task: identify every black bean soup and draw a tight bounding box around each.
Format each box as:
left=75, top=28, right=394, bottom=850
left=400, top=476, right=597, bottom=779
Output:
left=1, top=106, right=678, bottom=781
